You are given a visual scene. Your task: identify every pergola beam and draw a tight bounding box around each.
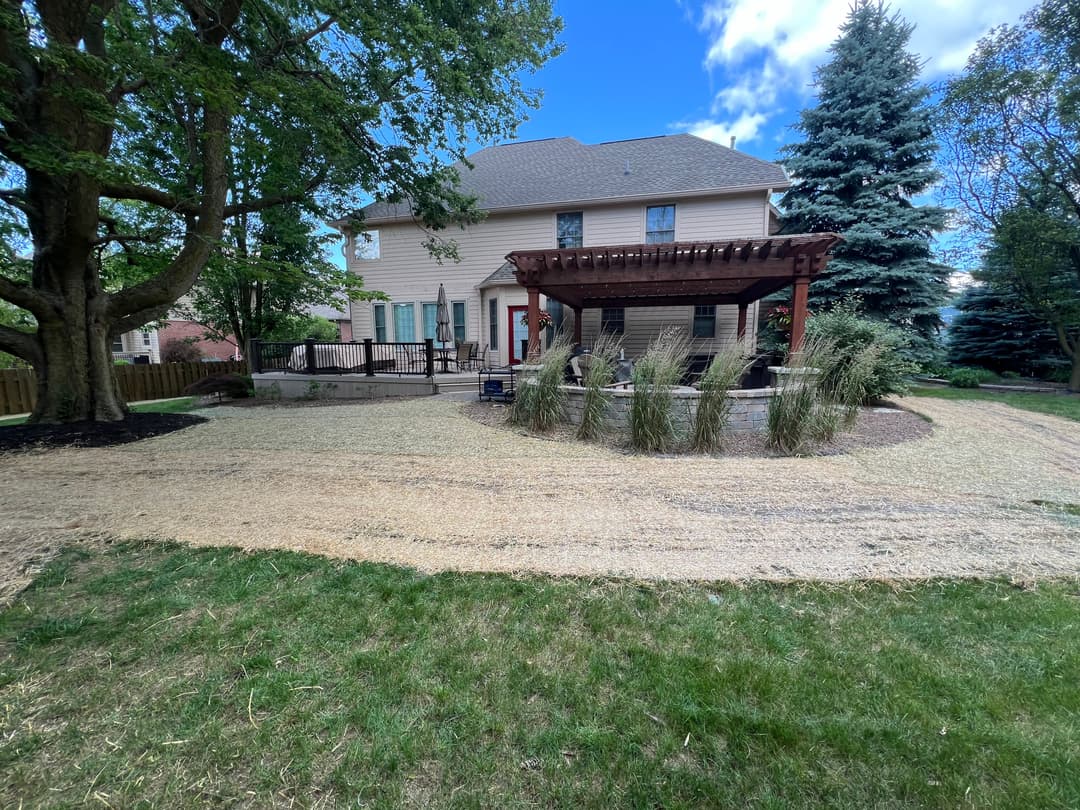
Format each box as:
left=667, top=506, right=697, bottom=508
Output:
left=507, top=234, right=841, bottom=357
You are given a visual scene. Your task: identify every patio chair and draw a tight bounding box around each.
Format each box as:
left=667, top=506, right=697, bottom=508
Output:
left=453, top=341, right=474, bottom=371
left=473, top=343, right=490, bottom=370
left=570, top=353, right=595, bottom=385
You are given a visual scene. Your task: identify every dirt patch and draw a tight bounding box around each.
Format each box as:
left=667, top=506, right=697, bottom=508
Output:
left=0, top=396, right=1077, bottom=585
left=0, top=412, right=206, bottom=453
left=460, top=400, right=932, bottom=457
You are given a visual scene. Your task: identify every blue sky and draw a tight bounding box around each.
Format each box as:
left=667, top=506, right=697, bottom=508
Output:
left=330, top=1, right=1036, bottom=273
left=509, top=0, right=1035, bottom=165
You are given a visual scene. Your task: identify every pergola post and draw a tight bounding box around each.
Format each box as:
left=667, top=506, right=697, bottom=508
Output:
left=789, top=276, right=810, bottom=352
left=736, top=303, right=748, bottom=341
left=572, top=306, right=583, bottom=345
left=526, top=286, right=541, bottom=362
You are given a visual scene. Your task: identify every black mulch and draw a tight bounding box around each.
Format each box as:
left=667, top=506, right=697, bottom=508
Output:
left=0, top=413, right=206, bottom=452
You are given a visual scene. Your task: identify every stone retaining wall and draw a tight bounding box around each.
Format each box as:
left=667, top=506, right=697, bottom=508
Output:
left=560, top=385, right=776, bottom=433
left=252, top=372, right=436, bottom=400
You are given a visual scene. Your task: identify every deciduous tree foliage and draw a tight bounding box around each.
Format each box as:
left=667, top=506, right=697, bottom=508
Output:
left=937, top=0, right=1080, bottom=389
left=780, top=0, right=947, bottom=348
left=0, top=0, right=560, bottom=422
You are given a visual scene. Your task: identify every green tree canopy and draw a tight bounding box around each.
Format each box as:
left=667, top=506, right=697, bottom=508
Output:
left=0, top=0, right=561, bottom=422
left=779, top=0, right=948, bottom=349
left=938, top=0, right=1080, bottom=388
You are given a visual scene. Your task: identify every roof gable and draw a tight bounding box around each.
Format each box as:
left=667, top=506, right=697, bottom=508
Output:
left=361, top=134, right=788, bottom=222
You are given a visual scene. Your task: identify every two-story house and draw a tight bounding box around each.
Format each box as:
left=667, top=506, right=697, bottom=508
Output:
left=338, top=134, right=789, bottom=367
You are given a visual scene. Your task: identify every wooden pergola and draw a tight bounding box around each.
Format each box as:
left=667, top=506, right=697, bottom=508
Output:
left=506, top=233, right=841, bottom=360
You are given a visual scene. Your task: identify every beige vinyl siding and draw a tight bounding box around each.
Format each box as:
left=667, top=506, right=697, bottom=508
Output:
left=349, top=210, right=554, bottom=364
left=347, top=191, right=770, bottom=363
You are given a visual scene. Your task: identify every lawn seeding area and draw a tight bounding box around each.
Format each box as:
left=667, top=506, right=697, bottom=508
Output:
left=2, top=396, right=1079, bottom=583
left=2, top=542, right=1079, bottom=808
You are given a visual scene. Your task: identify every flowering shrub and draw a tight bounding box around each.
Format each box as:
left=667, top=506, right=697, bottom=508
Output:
left=766, top=304, right=812, bottom=332
left=519, top=310, right=554, bottom=330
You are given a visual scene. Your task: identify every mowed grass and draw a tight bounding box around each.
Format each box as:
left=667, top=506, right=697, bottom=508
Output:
left=0, top=396, right=198, bottom=426
left=2, top=544, right=1079, bottom=808
left=908, top=384, right=1080, bottom=422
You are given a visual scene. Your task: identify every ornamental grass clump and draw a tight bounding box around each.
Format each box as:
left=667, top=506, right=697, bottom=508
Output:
left=629, top=328, right=690, bottom=452
left=766, top=334, right=835, bottom=456
left=576, top=332, right=622, bottom=442
left=690, top=342, right=751, bottom=452
left=510, top=336, right=573, bottom=433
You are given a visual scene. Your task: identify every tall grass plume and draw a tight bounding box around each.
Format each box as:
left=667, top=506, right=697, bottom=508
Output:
left=510, top=336, right=573, bottom=432
left=576, top=332, right=622, bottom=441
left=629, top=328, right=690, bottom=452
left=691, top=342, right=751, bottom=452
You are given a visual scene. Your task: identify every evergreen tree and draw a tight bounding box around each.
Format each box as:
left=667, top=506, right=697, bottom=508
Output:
left=947, top=284, right=1068, bottom=377
left=780, top=1, right=947, bottom=348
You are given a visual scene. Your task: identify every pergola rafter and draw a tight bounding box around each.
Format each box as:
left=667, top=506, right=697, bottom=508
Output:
left=506, top=233, right=842, bottom=360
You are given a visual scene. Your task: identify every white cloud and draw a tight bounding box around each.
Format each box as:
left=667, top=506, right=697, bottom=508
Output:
left=685, top=113, right=769, bottom=145
left=683, top=0, right=1034, bottom=148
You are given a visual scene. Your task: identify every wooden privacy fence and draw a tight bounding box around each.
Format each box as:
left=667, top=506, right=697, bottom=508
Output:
left=0, top=360, right=249, bottom=416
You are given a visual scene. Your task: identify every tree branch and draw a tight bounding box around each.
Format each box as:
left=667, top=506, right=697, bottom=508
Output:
left=0, top=274, right=53, bottom=318
left=0, top=188, right=33, bottom=216
left=100, top=182, right=200, bottom=215
left=0, top=322, right=41, bottom=366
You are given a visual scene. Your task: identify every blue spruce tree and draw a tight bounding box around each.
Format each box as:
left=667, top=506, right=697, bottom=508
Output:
left=780, top=1, right=948, bottom=350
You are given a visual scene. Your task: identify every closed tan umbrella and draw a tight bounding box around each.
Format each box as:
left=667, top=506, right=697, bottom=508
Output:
left=435, top=284, right=453, bottom=348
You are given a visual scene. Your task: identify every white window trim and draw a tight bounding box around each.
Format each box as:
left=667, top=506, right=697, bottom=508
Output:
left=372, top=302, right=388, bottom=342
left=353, top=229, right=381, bottom=261
left=644, top=203, right=677, bottom=243
left=555, top=210, right=584, bottom=249
left=451, top=299, right=467, bottom=344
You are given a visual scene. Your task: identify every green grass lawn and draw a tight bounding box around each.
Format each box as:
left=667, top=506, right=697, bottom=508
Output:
left=908, top=384, right=1080, bottom=422
left=2, top=543, right=1078, bottom=808
left=0, top=396, right=197, bottom=426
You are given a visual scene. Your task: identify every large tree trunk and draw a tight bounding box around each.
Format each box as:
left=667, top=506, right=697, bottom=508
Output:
left=31, top=302, right=126, bottom=424
left=23, top=166, right=128, bottom=423
left=1069, top=353, right=1080, bottom=393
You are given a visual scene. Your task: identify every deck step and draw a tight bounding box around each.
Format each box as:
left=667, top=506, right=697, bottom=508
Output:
left=435, top=382, right=477, bottom=394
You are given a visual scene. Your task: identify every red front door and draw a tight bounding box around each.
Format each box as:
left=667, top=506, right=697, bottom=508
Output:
left=508, top=306, right=528, bottom=364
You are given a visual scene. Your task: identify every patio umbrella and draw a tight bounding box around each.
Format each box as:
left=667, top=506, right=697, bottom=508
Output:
left=435, top=284, right=453, bottom=348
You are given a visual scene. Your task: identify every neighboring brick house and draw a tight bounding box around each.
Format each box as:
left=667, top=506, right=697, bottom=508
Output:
left=155, top=319, right=241, bottom=361
left=336, top=134, right=787, bottom=367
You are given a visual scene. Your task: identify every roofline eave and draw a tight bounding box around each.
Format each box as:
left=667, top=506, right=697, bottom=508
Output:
left=350, top=180, right=791, bottom=227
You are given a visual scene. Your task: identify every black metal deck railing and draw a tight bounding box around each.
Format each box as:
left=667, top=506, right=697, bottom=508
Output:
left=249, top=338, right=435, bottom=378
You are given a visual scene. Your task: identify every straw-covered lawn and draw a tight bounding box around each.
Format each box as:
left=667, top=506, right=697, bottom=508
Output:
left=1, top=395, right=1078, bottom=591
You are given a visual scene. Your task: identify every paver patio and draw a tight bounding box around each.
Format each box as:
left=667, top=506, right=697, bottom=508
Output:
left=2, top=396, right=1078, bottom=586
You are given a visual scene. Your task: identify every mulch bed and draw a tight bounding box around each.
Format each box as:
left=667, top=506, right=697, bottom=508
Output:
left=0, top=412, right=206, bottom=453
left=461, top=400, right=932, bottom=457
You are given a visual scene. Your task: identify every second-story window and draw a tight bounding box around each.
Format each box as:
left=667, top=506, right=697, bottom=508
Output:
left=353, top=230, right=380, bottom=260
left=556, top=212, right=583, bottom=248
left=645, top=205, right=675, bottom=243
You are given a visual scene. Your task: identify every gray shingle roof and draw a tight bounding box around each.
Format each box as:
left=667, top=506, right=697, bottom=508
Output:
left=478, top=261, right=518, bottom=289
left=361, top=134, right=788, bottom=221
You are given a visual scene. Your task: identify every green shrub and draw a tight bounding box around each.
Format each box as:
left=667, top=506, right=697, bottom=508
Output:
left=804, top=302, right=918, bottom=401
left=629, top=329, right=690, bottom=452
left=576, top=333, right=622, bottom=442
left=948, top=367, right=991, bottom=388
left=510, top=336, right=573, bottom=433
left=690, top=342, right=751, bottom=452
